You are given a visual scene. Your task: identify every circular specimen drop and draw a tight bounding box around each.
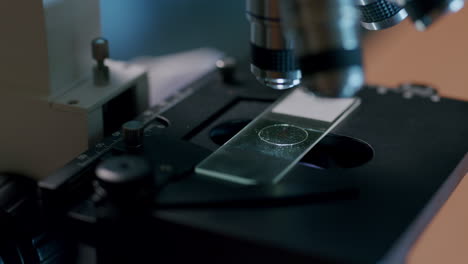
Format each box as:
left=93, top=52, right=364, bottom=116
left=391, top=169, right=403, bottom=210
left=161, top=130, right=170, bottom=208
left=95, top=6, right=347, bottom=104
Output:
left=258, top=124, right=308, bottom=146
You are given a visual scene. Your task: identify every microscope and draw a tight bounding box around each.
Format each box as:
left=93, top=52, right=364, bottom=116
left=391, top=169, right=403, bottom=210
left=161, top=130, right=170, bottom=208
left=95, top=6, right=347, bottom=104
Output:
left=0, top=0, right=467, bottom=263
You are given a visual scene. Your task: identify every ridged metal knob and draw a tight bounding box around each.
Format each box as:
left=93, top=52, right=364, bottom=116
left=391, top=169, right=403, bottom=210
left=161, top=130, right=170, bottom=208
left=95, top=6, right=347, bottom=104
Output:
left=122, top=120, right=144, bottom=148
left=356, top=0, right=408, bottom=30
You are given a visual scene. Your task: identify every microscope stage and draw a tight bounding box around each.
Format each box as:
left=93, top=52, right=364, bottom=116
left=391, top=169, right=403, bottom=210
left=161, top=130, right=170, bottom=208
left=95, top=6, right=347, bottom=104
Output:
left=43, top=64, right=468, bottom=263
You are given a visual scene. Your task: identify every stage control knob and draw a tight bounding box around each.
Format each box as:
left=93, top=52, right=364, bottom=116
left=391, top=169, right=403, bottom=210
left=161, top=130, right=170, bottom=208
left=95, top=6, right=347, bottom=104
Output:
left=95, top=155, right=152, bottom=201
left=122, top=120, right=144, bottom=148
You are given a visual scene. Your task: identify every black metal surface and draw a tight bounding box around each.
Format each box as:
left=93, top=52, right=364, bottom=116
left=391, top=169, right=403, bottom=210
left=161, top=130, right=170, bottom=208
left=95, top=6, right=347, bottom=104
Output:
left=102, top=86, right=138, bottom=137
left=0, top=174, right=74, bottom=264
left=38, top=63, right=468, bottom=263
left=300, top=48, right=362, bottom=74
left=150, top=69, right=467, bottom=263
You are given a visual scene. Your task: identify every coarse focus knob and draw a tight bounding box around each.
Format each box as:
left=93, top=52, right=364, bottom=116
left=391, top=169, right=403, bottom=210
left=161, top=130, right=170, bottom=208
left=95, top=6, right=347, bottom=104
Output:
left=95, top=155, right=152, bottom=200
left=122, top=120, right=144, bottom=148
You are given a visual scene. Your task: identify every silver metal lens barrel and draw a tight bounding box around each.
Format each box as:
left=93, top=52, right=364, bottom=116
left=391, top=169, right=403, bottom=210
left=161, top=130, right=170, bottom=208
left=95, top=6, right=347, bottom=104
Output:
left=280, top=0, right=364, bottom=97
left=387, top=0, right=464, bottom=31
left=356, top=0, right=408, bottom=30
left=246, top=0, right=301, bottom=90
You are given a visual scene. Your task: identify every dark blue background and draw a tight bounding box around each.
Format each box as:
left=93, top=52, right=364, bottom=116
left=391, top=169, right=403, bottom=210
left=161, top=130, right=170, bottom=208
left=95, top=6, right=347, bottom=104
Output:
left=101, top=0, right=249, bottom=60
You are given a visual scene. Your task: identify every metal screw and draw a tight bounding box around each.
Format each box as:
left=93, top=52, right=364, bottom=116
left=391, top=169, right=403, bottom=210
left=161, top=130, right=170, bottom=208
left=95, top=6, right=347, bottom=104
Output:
left=92, top=37, right=110, bottom=86
left=216, top=57, right=237, bottom=84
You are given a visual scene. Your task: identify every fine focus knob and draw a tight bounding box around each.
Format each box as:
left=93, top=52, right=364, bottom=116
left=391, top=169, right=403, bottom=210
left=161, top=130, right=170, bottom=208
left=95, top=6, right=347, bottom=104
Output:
left=95, top=155, right=152, bottom=200
left=122, top=120, right=144, bottom=148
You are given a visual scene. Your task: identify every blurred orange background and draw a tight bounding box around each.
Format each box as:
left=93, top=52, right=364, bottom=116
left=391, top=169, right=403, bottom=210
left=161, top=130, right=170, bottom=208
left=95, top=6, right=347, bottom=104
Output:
left=364, top=7, right=468, bottom=101
left=363, top=7, right=468, bottom=264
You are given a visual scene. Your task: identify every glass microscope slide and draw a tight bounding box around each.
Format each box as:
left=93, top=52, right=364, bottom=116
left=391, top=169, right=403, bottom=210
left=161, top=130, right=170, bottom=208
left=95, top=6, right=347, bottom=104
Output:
left=195, top=87, right=361, bottom=185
